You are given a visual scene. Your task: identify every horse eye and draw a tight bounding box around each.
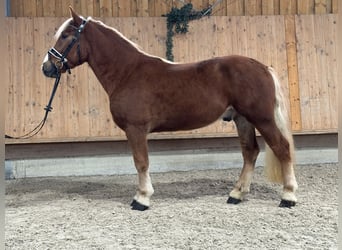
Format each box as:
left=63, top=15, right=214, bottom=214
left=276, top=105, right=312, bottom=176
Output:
left=61, top=33, right=68, bottom=39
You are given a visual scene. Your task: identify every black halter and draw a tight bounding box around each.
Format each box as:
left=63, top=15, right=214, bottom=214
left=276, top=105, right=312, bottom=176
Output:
left=48, top=18, right=88, bottom=74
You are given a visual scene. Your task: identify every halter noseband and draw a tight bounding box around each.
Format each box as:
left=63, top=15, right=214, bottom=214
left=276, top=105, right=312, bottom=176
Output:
left=48, top=18, right=88, bottom=74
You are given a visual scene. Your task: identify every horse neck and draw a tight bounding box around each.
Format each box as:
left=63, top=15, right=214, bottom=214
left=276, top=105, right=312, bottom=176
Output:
left=84, top=22, right=143, bottom=96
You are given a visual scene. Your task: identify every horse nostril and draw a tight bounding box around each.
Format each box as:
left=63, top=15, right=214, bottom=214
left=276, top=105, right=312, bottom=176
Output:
left=42, top=61, right=51, bottom=71
left=42, top=62, right=58, bottom=78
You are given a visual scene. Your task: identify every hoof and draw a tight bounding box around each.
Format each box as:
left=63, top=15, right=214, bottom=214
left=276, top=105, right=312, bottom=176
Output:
left=222, top=116, right=232, bottom=122
left=279, top=199, right=296, bottom=208
left=130, top=200, right=149, bottom=211
left=227, top=196, right=242, bottom=205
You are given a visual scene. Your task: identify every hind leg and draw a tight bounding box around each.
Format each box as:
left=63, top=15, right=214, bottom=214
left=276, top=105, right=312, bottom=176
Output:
left=227, top=113, right=259, bottom=204
left=279, top=161, right=297, bottom=207
left=257, top=123, right=298, bottom=207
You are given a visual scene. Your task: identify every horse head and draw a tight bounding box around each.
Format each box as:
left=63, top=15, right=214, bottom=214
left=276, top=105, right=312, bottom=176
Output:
left=42, top=7, right=88, bottom=78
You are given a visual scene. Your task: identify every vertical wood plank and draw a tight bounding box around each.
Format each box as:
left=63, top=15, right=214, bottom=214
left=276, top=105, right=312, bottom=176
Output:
left=262, top=0, right=275, bottom=15
left=226, top=0, right=244, bottom=16
left=153, top=0, right=171, bottom=16
left=71, top=66, right=91, bottom=138
left=273, top=0, right=280, bottom=14
left=316, top=15, right=337, bottom=128
left=23, top=18, right=36, bottom=131
left=331, top=0, right=338, bottom=13
left=130, top=0, right=137, bottom=17
left=36, top=0, right=44, bottom=17
left=315, top=0, right=328, bottom=14
left=23, top=0, right=37, bottom=16
left=295, top=15, right=337, bottom=131
left=84, top=0, right=95, bottom=16
left=2, top=12, right=8, bottom=180
left=284, top=15, right=302, bottom=131
left=208, top=0, right=226, bottom=16
left=12, top=0, right=24, bottom=16
left=5, top=19, right=15, bottom=135
left=42, top=0, right=56, bottom=16
left=134, top=0, right=150, bottom=17
left=33, top=17, right=49, bottom=137
left=296, top=16, right=316, bottom=130
left=189, top=0, right=204, bottom=10
left=92, top=0, right=101, bottom=17
left=9, top=0, right=16, bottom=16
left=117, top=0, right=131, bottom=17
left=148, top=0, right=156, bottom=16
left=326, top=0, right=332, bottom=13
left=244, top=0, right=262, bottom=15
left=111, top=0, right=119, bottom=17
left=100, top=0, right=113, bottom=17
left=312, top=15, right=330, bottom=128
left=297, top=0, right=315, bottom=14
left=280, top=0, right=297, bottom=14
left=54, top=1, right=63, bottom=17
left=58, top=0, right=71, bottom=17
left=14, top=18, right=26, bottom=135
left=151, top=17, right=167, bottom=58
left=325, top=15, right=338, bottom=128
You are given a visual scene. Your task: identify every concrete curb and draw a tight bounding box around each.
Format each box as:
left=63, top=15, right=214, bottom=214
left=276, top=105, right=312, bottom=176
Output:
left=5, top=148, right=337, bottom=179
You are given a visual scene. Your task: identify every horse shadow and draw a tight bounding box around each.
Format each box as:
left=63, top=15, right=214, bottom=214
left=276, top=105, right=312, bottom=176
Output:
left=6, top=175, right=280, bottom=207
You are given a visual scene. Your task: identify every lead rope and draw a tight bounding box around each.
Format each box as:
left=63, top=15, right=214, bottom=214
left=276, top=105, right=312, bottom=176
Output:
left=6, top=18, right=88, bottom=140
left=5, top=74, right=61, bottom=139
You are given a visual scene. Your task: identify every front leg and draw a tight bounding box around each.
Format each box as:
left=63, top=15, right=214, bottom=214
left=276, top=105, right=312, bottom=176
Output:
left=125, top=126, right=154, bottom=211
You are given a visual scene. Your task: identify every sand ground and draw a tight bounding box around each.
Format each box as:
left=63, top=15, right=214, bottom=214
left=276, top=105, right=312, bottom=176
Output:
left=5, top=163, right=337, bottom=249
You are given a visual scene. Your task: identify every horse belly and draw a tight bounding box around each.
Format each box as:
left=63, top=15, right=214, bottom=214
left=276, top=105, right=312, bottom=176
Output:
left=151, top=101, right=227, bottom=132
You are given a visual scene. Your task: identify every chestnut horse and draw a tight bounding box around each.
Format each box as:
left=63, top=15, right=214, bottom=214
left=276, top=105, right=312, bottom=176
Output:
left=42, top=8, right=297, bottom=211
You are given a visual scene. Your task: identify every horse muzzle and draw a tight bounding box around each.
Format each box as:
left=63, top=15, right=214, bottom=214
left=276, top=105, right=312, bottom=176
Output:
left=42, top=60, right=60, bottom=79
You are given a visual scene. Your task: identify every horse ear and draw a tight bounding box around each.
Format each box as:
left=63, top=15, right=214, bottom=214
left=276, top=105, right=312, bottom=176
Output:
left=69, top=6, right=82, bottom=25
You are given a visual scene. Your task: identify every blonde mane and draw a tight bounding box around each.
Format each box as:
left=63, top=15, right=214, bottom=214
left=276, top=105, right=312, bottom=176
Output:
left=91, top=18, right=174, bottom=64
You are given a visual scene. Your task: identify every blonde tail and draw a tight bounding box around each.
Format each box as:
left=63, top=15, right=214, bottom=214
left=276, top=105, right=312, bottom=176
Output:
left=264, top=67, right=295, bottom=183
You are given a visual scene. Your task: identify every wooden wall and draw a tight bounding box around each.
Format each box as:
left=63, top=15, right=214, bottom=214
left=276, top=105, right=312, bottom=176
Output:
left=3, top=15, right=337, bottom=143
left=5, top=14, right=337, bottom=143
left=9, top=0, right=338, bottom=17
